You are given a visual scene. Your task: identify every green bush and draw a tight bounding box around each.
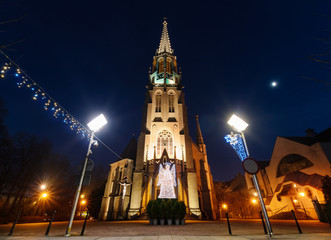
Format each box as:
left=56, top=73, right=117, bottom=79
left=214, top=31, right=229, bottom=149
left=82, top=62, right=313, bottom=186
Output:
left=146, top=200, right=153, bottom=218
left=173, top=201, right=181, bottom=219
left=165, top=199, right=174, bottom=219
left=150, top=200, right=159, bottom=219
left=147, top=199, right=185, bottom=220
left=159, top=200, right=167, bottom=219
left=178, top=201, right=186, bottom=219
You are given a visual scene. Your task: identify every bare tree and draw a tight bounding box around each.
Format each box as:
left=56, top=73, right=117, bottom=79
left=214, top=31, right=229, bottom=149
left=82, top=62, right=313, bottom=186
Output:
left=303, top=15, right=331, bottom=86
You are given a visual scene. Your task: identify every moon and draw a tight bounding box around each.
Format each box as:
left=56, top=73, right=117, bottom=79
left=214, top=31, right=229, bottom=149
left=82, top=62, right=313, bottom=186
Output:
left=271, top=81, right=278, bottom=87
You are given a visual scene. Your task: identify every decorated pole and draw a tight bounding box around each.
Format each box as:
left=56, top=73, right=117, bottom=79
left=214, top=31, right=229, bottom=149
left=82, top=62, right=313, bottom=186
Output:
left=225, top=114, right=273, bottom=236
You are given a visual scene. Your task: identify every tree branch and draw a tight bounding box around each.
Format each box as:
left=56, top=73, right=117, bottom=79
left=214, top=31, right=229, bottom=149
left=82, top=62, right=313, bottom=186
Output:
left=0, top=15, right=25, bottom=25
left=302, top=75, right=331, bottom=85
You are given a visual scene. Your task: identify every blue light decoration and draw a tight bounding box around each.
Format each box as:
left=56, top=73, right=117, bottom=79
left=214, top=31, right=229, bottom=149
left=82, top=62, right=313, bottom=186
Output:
left=224, top=133, right=248, bottom=161
left=0, top=62, right=89, bottom=138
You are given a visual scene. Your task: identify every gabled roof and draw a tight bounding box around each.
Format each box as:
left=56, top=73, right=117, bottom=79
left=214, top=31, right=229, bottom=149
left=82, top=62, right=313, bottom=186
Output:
left=281, top=137, right=317, bottom=146
left=281, top=127, right=331, bottom=146
left=118, top=136, right=137, bottom=161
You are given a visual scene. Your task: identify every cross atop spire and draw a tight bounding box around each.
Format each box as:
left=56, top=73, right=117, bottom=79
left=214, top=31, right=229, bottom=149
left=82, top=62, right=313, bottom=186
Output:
left=157, top=19, right=173, bottom=55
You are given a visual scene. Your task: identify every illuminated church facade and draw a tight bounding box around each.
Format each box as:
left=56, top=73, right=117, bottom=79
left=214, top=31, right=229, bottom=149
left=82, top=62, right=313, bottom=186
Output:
left=99, top=20, right=218, bottom=220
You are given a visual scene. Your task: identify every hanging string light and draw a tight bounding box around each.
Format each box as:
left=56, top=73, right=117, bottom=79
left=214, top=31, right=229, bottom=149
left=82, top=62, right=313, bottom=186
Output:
left=1, top=51, right=160, bottom=181
left=0, top=51, right=90, bottom=138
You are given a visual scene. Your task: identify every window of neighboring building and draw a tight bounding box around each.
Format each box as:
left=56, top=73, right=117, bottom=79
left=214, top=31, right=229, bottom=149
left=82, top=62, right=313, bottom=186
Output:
left=168, top=92, right=175, bottom=112
left=277, top=154, right=313, bottom=177
left=157, top=130, right=174, bottom=156
left=155, top=92, right=162, bottom=112
left=158, top=58, right=164, bottom=73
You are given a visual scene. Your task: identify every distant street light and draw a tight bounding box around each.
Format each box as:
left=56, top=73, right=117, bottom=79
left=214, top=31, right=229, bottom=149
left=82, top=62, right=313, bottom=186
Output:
left=41, top=184, right=46, bottom=190
left=225, top=114, right=273, bottom=236
left=66, top=114, right=107, bottom=236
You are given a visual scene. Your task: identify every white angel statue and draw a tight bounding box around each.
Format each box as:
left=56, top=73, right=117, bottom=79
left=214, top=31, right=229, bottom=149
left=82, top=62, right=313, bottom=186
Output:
left=157, top=163, right=177, bottom=199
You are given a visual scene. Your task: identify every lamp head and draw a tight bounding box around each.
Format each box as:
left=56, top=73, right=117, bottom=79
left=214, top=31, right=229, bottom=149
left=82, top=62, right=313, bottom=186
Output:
left=87, top=114, right=107, bottom=132
left=227, top=114, right=248, bottom=132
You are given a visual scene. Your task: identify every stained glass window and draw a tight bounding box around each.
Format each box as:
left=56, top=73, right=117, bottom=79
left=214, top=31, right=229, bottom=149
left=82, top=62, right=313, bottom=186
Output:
left=166, top=58, right=172, bottom=73
left=157, top=130, right=174, bottom=157
left=158, top=58, right=164, bottom=73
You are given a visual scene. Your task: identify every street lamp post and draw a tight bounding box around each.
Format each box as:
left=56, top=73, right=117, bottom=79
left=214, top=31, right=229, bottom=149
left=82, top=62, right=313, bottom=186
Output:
left=225, top=114, right=273, bottom=236
left=35, top=184, right=48, bottom=216
left=222, top=204, right=228, bottom=219
left=65, top=114, right=107, bottom=236
left=299, top=192, right=309, bottom=219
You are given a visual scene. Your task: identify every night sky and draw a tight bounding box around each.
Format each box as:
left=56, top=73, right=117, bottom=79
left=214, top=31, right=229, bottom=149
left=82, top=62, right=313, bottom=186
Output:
left=1, top=0, right=331, bottom=182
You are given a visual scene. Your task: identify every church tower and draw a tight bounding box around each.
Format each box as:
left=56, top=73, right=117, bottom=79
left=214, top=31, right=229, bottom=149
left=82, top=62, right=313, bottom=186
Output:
left=128, top=19, right=202, bottom=218
left=99, top=20, right=218, bottom=221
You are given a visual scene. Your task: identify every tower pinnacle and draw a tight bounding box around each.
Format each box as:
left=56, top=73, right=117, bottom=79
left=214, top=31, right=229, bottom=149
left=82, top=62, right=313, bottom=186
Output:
left=157, top=19, right=173, bottom=55
left=195, top=115, right=205, bottom=146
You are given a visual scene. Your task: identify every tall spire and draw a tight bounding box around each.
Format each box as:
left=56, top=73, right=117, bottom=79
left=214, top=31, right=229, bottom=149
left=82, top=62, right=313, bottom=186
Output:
left=157, top=18, right=173, bottom=55
left=195, top=115, right=204, bottom=146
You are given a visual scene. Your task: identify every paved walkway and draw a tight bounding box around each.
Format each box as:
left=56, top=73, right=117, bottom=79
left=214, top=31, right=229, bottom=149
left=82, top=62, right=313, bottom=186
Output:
left=1, top=234, right=331, bottom=240
left=0, top=220, right=330, bottom=239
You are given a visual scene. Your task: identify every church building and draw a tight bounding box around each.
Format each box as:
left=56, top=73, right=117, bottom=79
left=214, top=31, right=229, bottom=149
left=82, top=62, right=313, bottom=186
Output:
left=99, top=20, right=218, bottom=220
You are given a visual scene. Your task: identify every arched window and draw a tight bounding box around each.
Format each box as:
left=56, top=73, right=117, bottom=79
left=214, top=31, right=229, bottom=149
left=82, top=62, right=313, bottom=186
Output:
left=157, top=130, right=174, bottom=156
left=158, top=58, right=164, bottom=73
left=168, top=92, right=175, bottom=112
left=277, top=154, right=313, bottom=177
left=152, top=58, right=156, bottom=72
left=155, top=92, right=162, bottom=112
left=166, top=58, right=172, bottom=73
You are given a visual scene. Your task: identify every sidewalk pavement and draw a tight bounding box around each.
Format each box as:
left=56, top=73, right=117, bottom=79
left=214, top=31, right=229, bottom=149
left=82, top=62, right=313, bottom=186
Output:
left=0, top=220, right=330, bottom=240
left=1, top=234, right=331, bottom=240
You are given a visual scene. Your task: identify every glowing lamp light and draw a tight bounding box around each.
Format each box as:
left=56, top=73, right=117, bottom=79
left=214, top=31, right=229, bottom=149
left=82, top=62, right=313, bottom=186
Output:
left=87, top=114, right=108, bottom=132
left=293, top=199, right=298, bottom=203
left=81, top=200, right=86, bottom=205
left=41, top=184, right=46, bottom=190
left=299, top=192, right=305, bottom=197
left=252, top=199, right=257, bottom=204
left=253, top=192, right=258, bottom=196
left=80, top=194, right=85, bottom=199
left=227, top=114, right=249, bottom=132
left=42, top=193, right=47, bottom=198
left=222, top=204, right=227, bottom=209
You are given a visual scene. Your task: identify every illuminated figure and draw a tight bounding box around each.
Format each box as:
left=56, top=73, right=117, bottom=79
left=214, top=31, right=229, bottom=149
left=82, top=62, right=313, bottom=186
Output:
left=157, top=163, right=176, bottom=199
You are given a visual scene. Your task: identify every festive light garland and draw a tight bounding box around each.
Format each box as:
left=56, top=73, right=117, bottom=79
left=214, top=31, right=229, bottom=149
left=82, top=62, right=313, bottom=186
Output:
left=1, top=51, right=182, bottom=183
left=0, top=53, right=90, bottom=138
left=224, top=133, right=248, bottom=161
